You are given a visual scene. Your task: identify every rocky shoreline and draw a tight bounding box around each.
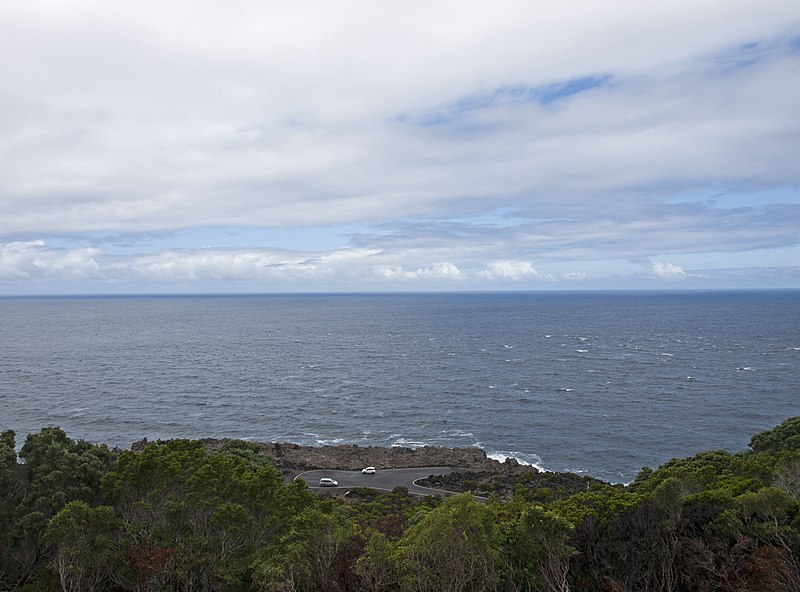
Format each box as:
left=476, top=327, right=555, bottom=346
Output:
left=129, top=438, right=607, bottom=500
left=132, top=437, right=518, bottom=473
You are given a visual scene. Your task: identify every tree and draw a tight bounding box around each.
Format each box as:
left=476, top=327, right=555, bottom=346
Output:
left=251, top=504, right=355, bottom=592
left=497, top=498, right=574, bottom=592
left=104, top=438, right=310, bottom=591
left=20, top=427, right=113, bottom=514
left=749, top=416, right=800, bottom=453
left=0, top=430, right=21, bottom=589
left=11, top=427, right=113, bottom=588
left=628, top=450, right=735, bottom=496
left=45, top=501, right=119, bottom=592
left=355, top=532, right=397, bottom=592
left=773, top=451, right=800, bottom=499
left=551, top=483, right=639, bottom=525
left=251, top=539, right=313, bottom=592
left=393, top=493, right=501, bottom=592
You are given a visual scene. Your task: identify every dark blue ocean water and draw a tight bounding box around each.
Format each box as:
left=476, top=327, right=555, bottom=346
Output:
left=1, top=291, right=797, bottom=483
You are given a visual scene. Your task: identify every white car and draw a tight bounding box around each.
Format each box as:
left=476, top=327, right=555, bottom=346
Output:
left=361, top=467, right=376, bottom=474
left=319, top=478, right=338, bottom=487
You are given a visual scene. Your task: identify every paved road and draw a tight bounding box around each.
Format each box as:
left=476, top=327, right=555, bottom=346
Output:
left=294, top=466, right=465, bottom=497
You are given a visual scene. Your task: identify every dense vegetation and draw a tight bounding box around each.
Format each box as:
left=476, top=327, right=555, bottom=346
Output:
left=1, top=418, right=798, bottom=591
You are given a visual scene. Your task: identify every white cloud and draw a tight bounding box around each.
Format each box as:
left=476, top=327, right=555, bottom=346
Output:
left=372, top=262, right=464, bottom=281
left=372, top=265, right=418, bottom=281
left=0, top=1, right=799, bottom=290
left=477, top=261, right=540, bottom=280
left=416, top=262, right=464, bottom=280
left=651, top=261, right=688, bottom=279
left=632, top=258, right=689, bottom=279
left=125, top=248, right=384, bottom=282
left=0, top=240, right=101, bottom=280
left=1, top=2, right=799, bottom=233
left=564, top=272, right=587, bottom=281
left=126, top=248, right=467, bottom=284
left=2, top=240, right=798, bottom=291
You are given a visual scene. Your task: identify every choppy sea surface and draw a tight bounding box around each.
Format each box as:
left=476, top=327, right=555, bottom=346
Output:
left=1, top=291, right=798, bottom=483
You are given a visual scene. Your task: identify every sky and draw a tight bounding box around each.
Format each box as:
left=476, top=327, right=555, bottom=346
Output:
left=1, top=0, right=799, bottom=294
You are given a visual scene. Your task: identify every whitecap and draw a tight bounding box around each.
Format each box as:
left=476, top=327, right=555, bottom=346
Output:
left=316, top=437, right=345, bottom=445
left=440, top=430, right=474, bottom=438
left=391, top=438, right=426, bottom=448
left=576, top=349, right=588, bottom=353
left=487, top=451, right=547, bottom=472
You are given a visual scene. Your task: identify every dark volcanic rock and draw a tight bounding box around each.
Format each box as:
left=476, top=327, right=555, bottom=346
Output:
left=418, top=467, right=604, bottom=501
left=257, top=442, right=500, bottom=472
left=130, top=438, right=509, bottom=474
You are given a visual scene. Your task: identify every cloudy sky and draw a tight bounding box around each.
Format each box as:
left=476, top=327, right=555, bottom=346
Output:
left=1, top=0, right=799, bottom=294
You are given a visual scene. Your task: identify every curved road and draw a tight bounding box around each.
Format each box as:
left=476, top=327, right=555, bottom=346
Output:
left=294, top=466, right=465, bottom=497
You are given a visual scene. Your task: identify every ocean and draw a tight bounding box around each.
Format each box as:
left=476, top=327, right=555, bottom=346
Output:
left=1, top=291, right=797, bottom=483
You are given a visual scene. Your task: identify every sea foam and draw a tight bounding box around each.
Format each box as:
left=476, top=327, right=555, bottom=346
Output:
left=487, top=451, right=547, bottom=472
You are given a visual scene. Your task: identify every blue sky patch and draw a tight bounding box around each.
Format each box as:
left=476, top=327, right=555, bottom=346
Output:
left=414, top=74, right=612, bottom=126
left=710, top=34, right=800, bottom=73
